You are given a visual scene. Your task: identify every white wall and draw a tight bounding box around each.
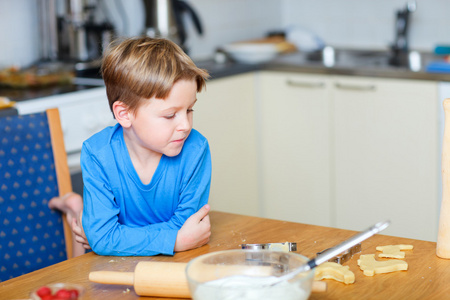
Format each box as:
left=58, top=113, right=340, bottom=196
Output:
left=184, top=0, right=283, bottom=59
left=0, top=0, right=40, bottom=68
left=0, top=0, right=449, bottom=68
left=282, top=0, right=450, bottom=51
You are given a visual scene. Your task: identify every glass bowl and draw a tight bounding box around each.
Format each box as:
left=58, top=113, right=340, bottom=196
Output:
left=30, top=283, right=84, bottom=300
left=186, top=249, right=314, bottom=300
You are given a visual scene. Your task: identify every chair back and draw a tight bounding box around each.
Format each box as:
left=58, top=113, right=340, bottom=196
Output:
left=0, top=109, right=72, bottom=281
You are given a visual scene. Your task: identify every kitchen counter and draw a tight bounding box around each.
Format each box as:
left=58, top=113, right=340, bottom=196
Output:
left=0, top=83, right=102, bottom=102
left=1, top=211, right=450, bottom=299
left=266, top=51, right=450, bottom=82
left=196, top=48, right=450, bottom=82
left=3, top=49, right=450, bottom=103
left=0, top=61, right=257, bottom=102
left=194, top=59, right=261, bottom=80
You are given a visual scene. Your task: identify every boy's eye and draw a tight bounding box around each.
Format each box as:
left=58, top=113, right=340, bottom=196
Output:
left=164, top=108, right=193, bottom=119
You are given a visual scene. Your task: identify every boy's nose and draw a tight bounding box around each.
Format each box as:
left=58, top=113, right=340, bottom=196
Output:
left=177, top=114, right=192, bottom=131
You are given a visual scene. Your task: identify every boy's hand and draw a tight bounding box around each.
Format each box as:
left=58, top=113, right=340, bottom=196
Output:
left=48, top=193, right=90, bottom=252
left=174, top=204, right=211, bottom=252
left=73, top=211, right=91, bottom=250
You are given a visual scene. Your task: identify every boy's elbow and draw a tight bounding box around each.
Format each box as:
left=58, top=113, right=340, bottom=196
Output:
left=90, top=242, right=124, bottom=256
left=87, top=234, right=133, bottom=256
left=85, top=232, right=112, bottom=256
left=89, top=240, right=108, bottom=256
left=90, top=244, right=109, bottom=256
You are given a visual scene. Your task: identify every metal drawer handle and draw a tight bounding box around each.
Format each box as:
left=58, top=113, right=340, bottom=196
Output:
left=286, top=80, right=325, bottom=89
left=335, top=82, right=376, bottom=91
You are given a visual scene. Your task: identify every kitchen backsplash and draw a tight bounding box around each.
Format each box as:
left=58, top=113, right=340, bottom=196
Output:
left=1, top=0, right=449, bottom=68
left=281, top=0, right=450, bottom=51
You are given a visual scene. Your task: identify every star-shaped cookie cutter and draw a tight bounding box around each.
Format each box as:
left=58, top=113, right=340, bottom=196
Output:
left=241, top=242, right=297, bottom=252
left=317, top=243, right=362, bottom=264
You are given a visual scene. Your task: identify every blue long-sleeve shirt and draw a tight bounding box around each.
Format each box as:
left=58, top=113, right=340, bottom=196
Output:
left=80, top=124, right=211, bottom=256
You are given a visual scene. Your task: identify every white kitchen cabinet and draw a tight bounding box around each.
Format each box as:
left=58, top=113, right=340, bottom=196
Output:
left=257, top=72, right=333, bottom=226
left=257, top=71, right=440, bottom=241
left=195, top=73, right=260, bottom=216
left=332, top=76, right=439, bottom=241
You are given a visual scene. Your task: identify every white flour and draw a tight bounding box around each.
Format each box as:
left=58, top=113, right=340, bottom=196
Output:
left=192, top=275, right=310, bottom=300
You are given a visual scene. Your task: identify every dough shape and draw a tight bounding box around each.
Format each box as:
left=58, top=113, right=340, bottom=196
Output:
left=269, top=243, right=290, bottom=252
left=376, top=244, right=413, bottom=259
left=314, top=262, right=355, bottom=284
left=357, top=254, right=408, bottom=276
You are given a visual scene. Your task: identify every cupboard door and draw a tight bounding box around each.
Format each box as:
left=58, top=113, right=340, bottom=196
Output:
left=332, top=76, right=439, bottom=241
left=258, top=71, right=333, bottom=226
left=195, top=73, right=260, bottom=216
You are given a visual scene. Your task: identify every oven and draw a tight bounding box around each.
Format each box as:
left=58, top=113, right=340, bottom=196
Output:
left=15, top=86, right=116, bottom=195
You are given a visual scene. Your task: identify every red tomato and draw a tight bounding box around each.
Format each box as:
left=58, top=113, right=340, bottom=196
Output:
left=36, top=286, right=52, bottom=298
left=54, top=288, right=72, bottom=299
left=68, top=289, right=79, bottom=298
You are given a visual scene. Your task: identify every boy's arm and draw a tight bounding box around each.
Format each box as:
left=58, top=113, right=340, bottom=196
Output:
left=125, top=139, right=212, bottom=233
left=132, top=142, right=212, bottom=252
left=81, top=140, right=211, bottom=256
left=174, top=203, right=211, bottom=252
left=151, top=148, right=211, bottom=231
left=82, top=164, right=181, bottom=256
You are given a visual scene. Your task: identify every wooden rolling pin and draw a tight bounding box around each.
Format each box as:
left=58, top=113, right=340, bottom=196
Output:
left=438, top=98, right=450, bottom=258
left=89, top=261, right=327, bottom=298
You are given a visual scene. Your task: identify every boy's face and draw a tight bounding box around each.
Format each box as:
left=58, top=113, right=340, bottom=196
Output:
left=128, top=79, right=197, bottom=157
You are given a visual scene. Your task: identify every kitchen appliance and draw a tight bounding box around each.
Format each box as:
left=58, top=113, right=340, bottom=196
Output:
left=58, top=0, right=115, bottom=70
left=38, top=0, right=115, bottom=72
left=142, top=0, right=203, bottom=53
left=389, top=1, right=416, bottom=66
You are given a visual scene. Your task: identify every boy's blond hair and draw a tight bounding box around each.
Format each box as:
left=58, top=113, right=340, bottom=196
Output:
left=101, top=37, right=209, bottom=115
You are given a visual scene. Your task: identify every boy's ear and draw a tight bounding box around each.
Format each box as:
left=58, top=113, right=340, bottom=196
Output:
left=113, top=101, right=132, bottom=128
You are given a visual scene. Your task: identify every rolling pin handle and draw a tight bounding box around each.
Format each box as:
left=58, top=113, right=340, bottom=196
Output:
left=89, top=271, right=135, bottom=286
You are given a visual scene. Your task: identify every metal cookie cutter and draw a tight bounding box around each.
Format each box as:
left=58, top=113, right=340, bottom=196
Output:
left=241, top=242, right=297, bottom=252
left=317, top=243, right=362, bottom=264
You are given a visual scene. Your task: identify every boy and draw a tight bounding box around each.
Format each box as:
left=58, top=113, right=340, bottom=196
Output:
left=78, top=37, right=211, bottom=256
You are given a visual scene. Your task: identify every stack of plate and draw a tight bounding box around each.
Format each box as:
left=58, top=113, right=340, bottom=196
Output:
left=222, top=43, right=280, bottom=64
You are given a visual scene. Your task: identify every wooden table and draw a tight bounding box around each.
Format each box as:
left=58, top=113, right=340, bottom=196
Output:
left=2, top=211, right=450, bottom=299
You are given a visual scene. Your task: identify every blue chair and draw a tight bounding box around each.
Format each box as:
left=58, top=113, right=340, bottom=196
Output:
left=0, top=108, right=79, bottom=281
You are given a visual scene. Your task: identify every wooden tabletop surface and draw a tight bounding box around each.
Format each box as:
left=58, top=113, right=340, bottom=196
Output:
left=1, top=211, right=449, bottom=300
